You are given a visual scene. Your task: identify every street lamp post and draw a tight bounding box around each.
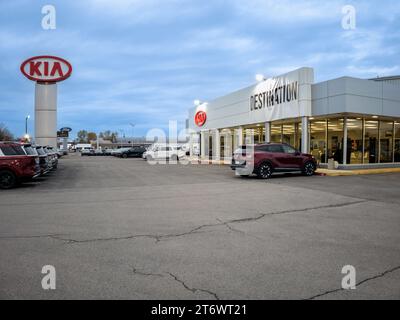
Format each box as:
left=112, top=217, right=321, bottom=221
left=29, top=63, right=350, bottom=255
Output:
left=25, top=115, right=30, bottom=135
left=119, top=129, right=125, bottom=148
left=130, top=123, right=136, bottom=147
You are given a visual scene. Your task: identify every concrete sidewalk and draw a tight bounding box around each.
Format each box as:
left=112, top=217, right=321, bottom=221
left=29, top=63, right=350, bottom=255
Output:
left=317, top=167, right=400, bottom=176
left=189, top=158, right=400, bottom=177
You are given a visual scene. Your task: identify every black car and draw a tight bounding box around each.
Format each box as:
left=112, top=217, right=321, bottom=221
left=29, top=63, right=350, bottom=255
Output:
left=34, top=146, right=51, bottom=175
left=118, top=146, right=147, bottom=158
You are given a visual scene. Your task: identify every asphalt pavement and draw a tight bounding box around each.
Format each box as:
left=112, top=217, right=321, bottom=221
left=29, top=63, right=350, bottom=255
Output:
left=0, top=153, right=399, bottom=299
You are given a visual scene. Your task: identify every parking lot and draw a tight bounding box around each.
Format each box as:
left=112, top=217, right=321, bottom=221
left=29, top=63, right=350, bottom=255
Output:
left=0, top=153, right=399, bottom=300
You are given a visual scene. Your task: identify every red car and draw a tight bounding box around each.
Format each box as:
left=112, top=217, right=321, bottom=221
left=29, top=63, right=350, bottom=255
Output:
left=231, top=143, right=317, bottom=179
left=0, top=142, right=41, bottom=189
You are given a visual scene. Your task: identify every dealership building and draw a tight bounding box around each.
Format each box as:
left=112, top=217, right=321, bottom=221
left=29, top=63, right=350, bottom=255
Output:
left=188, top=67, right=400, bottom=169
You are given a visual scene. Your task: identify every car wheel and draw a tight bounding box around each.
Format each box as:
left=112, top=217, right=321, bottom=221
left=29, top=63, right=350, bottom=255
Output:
left=302, top=162, right=316, bottom=176
left=0, top=170, right=17, bottom=189
left=146, top=155, right=153, bottom=162
left=122, top=154, right=128, bottom=159
left=257, top=163, right=273, bottom=179
left=170, top=155, right=179, bottom=162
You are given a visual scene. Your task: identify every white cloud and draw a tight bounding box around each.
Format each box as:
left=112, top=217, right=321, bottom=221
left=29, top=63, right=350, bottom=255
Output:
left=345, top=65, right=400, bottom=77
left=182, top=27, right=261, bottom=53
left=232, top=0, right=345, bottom=23
left=78, top=0, right=206, bottom=25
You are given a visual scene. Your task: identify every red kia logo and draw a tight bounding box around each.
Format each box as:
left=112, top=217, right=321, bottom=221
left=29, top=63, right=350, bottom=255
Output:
left=195, top=111, right=207, bottom=127
left=20, top=55, right=72, bottom=83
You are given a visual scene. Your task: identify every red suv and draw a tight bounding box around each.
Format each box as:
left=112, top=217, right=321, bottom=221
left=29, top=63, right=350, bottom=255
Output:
left=0, top=142, right=41, bottom=189
left=231, top=143, right=317, bottom=179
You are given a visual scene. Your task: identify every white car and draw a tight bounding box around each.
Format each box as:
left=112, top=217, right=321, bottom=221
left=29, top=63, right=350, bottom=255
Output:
left=145, top=145, right=186, bottom=162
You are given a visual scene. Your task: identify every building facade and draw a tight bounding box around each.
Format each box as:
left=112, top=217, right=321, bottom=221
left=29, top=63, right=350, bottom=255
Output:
left=188, top=68, right=400, bottom=168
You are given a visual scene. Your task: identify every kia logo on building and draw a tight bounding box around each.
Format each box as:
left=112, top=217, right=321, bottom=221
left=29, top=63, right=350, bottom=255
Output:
left=20, top=55, right=72, bottom=83
left=195, top=111, right=207, bottom=127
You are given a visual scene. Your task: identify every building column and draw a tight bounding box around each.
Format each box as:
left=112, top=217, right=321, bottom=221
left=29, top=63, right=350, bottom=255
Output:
left=343, top=117, right=348, bottom=165
left=301, top=117, right=309, bottom=154
left=214, top=129, right=221, bottom=161
left=265, top=122, right=271, bottom=143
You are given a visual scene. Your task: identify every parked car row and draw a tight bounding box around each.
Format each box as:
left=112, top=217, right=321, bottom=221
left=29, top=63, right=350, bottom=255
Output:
left=0, top=142, right=59, bottom=189
left=81, top=149, right=113, bottom=156
left=80, top=147, right=148, bottom=158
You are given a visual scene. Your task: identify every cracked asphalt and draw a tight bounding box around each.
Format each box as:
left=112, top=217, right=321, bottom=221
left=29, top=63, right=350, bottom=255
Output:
left=0, top=153, right=399, bottom=300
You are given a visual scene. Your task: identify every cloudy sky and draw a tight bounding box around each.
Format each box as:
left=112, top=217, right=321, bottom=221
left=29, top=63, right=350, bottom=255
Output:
left=0, top=0, right=399, bottom=138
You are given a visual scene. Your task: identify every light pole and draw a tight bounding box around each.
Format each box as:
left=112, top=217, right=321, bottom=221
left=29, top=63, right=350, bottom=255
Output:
left=119, top=129, right=125, bottom=148
left=130, top=123, right=136, bottom=147
left=25, top=115, right=30, bottom=135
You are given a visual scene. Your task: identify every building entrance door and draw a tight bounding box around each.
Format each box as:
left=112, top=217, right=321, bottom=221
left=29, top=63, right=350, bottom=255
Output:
left=220, top=136, right=225, bottom=160
left=208, top=136, right=213, bottom=159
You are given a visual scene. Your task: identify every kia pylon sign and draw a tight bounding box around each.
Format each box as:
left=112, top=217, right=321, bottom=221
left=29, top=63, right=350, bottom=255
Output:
left=21, top=55, right=72, bottom=149
left=20, top=56, right=72, bottom=83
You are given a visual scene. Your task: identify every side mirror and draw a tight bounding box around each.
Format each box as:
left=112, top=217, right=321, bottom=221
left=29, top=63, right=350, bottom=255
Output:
left=295, top=151, right=301, bottom=156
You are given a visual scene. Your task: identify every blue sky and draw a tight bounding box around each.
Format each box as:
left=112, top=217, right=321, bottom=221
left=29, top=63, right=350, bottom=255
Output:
left=0, top=0, right=399, bottom=139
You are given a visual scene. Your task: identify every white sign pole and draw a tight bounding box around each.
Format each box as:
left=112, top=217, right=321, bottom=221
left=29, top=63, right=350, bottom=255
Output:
left=63, top=137, right=68, bottom=151
left=35, top=82, right=58, bottom=148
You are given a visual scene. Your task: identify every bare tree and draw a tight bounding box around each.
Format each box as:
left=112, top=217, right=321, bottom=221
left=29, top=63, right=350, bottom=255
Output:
left=0, top=124, right=14, bottom=141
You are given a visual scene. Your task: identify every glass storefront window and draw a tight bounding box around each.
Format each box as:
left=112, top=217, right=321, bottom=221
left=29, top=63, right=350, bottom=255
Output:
left=243, top=127, right=264, bottom=145
left=380, top=121, right=394, bottom=163
left=364, top=120, right=378, bottom=164
left=203, top=118, right=400, bottom=163
left=220, top=129, right=233, bottom=160
left=310, top=120, right=327, bottom=164
left=208, top=135, right=213, bottom=159
left=253, top=127, right=264, bottom=144
left=347, top=119, right=363, bottom=164
left=271, top=124, right=282, bottom=143
left=244, top=129, right=254, bottom=144
left=282, top=124, right=296, bottom=148
left=328, top=119, right=344, bottom=164
left=395, top=122, right=400, bottom=162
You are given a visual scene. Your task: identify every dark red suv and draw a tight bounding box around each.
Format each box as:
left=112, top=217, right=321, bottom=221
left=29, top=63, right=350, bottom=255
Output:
left=0, top=142, right=41, bottom=189
left=231, top=143, right=317, bottom=179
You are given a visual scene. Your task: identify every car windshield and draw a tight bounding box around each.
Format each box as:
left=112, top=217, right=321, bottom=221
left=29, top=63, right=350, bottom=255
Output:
left=36, top=148, right=46, bottom=156
left=0, top=145, right=26, bottom=156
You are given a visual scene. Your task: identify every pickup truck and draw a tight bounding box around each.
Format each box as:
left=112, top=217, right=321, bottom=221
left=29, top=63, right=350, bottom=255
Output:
left=0, top=142, right=41, bottom=189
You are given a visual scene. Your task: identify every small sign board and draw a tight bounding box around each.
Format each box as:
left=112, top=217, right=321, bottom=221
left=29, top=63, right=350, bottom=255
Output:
left=57, top=131, right=69, bottom=138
